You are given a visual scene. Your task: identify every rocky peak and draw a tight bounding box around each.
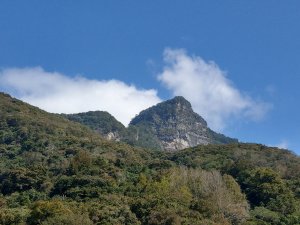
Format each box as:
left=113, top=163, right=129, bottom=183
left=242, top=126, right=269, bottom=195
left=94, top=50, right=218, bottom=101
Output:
left=130, top=96, right=214, bottom=151
left=130, top=96, right=207, bottom=127
left=168, top=96, right=192, bottom=108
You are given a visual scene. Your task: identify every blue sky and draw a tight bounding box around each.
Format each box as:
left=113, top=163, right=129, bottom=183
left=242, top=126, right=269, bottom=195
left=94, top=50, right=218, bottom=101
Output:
left=0, top=1, right=300, bottom=154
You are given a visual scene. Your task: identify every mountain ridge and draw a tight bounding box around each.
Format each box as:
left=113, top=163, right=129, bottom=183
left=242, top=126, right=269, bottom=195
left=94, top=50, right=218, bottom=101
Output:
left=65, top=96, right=237, bottom=151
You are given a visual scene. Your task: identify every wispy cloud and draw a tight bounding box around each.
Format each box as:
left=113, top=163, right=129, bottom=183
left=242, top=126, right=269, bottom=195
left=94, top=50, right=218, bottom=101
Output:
left=275, top=140, right=289, bottom=149
left=158, top=48, right=271, bottom=131
left=0, top=67, right=161, bottom=126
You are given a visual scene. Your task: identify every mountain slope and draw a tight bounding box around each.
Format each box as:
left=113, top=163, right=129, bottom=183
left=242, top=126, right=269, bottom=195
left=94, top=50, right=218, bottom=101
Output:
left=0, top=92, right=299, bottom=225
left=0, top=92, right=249, bottom=224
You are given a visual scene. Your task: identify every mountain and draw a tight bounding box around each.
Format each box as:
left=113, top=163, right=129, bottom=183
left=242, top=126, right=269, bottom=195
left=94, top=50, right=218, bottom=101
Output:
left=65, top=96, right=237, bottom=151
left=0, top=92, right=299, bottom=225
left=129, top=96, right=237, bottom=151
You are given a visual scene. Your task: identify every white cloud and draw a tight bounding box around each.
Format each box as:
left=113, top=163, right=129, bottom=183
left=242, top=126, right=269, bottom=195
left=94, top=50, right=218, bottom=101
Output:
left=0, top=50, right=271, bottom=131
left=0, top=67, right=161, bottom=126
left=158, top=48, right=271, bottom=131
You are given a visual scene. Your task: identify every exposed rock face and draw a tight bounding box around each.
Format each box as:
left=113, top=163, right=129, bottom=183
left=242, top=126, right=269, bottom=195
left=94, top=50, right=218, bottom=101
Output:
left=130, top=96, right=214, bottom=151
left=104, top=131, right=121, bottom=141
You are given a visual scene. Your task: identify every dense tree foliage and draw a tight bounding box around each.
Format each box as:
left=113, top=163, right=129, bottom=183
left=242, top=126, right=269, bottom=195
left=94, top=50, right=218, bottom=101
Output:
left=0, top=93, right=299, bottom=224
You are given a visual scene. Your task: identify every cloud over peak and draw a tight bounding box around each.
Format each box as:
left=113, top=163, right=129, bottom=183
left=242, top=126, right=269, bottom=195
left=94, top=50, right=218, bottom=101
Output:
left=158, top=48, right=271, bottom=131
left=0, top=67, right=161, bottom=126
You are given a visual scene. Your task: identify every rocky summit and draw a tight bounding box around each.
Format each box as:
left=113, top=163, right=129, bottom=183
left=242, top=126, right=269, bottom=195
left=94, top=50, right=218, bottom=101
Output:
left=130, top=96, right=237, bottom=151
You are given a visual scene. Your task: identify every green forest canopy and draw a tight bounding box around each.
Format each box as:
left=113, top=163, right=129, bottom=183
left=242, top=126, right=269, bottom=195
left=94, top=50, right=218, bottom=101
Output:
left=0, top=93, right=299, bottom=225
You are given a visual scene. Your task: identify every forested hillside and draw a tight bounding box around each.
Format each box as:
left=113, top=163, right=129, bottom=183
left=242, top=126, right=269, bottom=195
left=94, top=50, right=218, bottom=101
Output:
left=0, top=92, right=299, bottom=225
